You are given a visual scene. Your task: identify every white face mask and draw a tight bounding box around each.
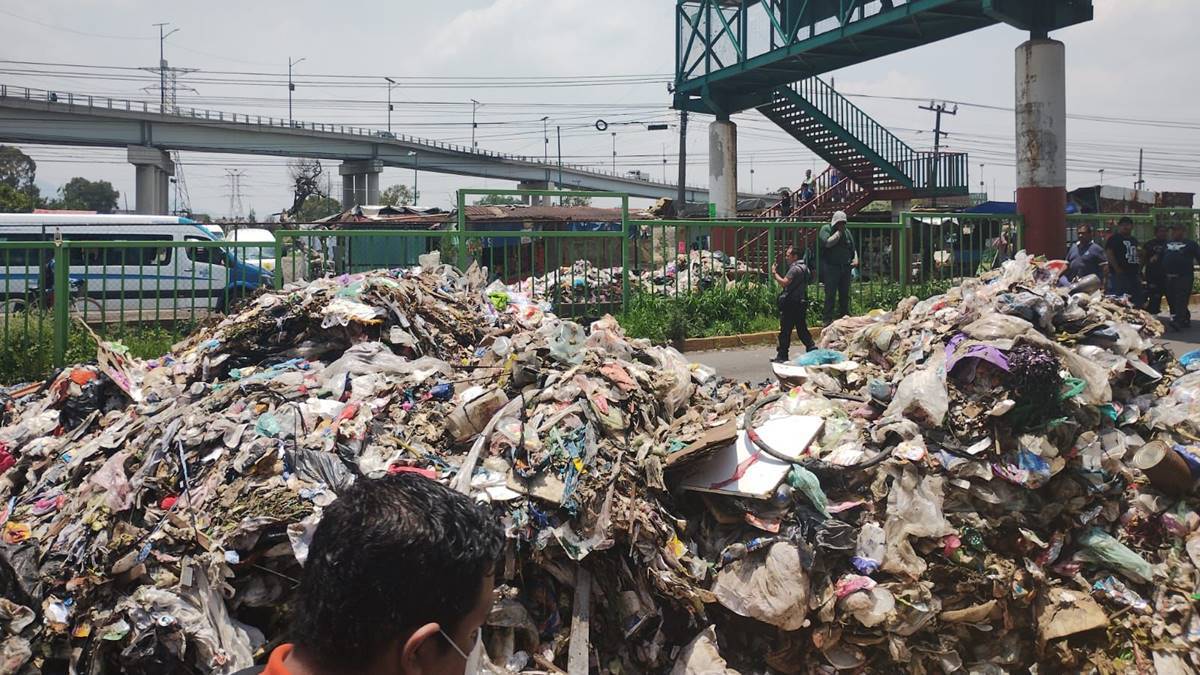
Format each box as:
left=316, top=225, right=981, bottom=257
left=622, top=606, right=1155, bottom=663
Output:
left=438, top=627, right=481, bottom=663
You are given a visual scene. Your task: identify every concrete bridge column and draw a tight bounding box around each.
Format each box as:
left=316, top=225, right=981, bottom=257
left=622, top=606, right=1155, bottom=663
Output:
left=127, top=146, right=174, bottom=215
left=339, top=159, right=383, bottom=207
left=1015, top=38, right=1067, bottom=259
left=709, top=118, right=737, bottom=219
left=517, top=180, right=552, bottom=206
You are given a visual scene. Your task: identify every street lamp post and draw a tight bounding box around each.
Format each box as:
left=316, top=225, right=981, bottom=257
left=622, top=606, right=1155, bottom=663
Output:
left=542, top=116, right=549, bottom=164
left=471, top=99, right=481, bottom=149
left=611, top=132, right=617, bottom=173
left=408, top=151, right=418, bottom=205
left=385, top=77, right=397, bottom=134
left=288, top=56, right=306, bottom=125
left=153, top=23, right=179, bottom=111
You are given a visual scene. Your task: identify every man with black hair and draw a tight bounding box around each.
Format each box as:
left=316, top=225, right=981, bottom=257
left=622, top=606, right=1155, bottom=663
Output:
left=1105, top=216, right=1144, bottom=306
left=250, top=473, right=504, bottom=675
left=1143, top=225, right=1169, bottom=315
left=1162, top=223, right=1200, bottom=330
left=773, top=244, right=816, bottom=363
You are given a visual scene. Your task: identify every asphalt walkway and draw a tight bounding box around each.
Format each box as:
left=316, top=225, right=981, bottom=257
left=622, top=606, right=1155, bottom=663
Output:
left=691, top=307, right=1200, bottom=384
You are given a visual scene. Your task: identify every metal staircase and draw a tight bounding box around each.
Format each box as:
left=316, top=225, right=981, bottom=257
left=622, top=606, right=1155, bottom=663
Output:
left=758, top=77, right=969, bottom=206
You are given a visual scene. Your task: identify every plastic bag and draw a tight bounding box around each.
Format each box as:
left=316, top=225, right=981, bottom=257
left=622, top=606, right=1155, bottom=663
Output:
left=547, top=320, right=586, bottom=365
left=852, top=522, right=886, bottom=574
left=795, top=349, right=846, bottom=367
left=1182, top=349, right=1200, bottom=370
left=786, top=466, right=829, bottom=517
left=1075, top=528, right=1154, bottom=583
left=884, top=352, right=948, bottom=427
left=881, top=465, right=954, bottom=578
left=712, top=542, right=810, bottom=630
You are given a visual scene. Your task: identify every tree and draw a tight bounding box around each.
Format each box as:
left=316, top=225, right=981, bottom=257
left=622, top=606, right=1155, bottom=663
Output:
left=294, top=195, right=342, bottom=223
left=0, top=146, right=42, bottom=211
left=55, top=177, right=119, bottom=213
left=562, top=195, right=592, bottom=207
left=288, top=159, right=328, bottom=217
left=380, top=184, right=419, bottom=207
left=474, top=194, right=523, bottom=206
left=0, top=183, right=36, bottom=213
left=247, top=209, right=258, bottom=223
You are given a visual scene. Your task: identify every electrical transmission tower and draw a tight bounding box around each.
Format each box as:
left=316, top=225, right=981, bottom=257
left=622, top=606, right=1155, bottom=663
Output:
left=225, top=170, right=246, bottom=221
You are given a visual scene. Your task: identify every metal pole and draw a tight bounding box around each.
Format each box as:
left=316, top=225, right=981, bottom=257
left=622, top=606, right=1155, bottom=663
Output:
left=471, top=99, right=480, bottom=149
left=1137, top=149, right=1144, bottom=190
left=542, top=117, right=549, bottom=164
left=611, top=132, right=616, bottom=172
left=556, top=126, right=563, bottom=203
left=413, top=154, right=419, bottom=205
left=52, top=243, right=69, bottom=367
left=677, top=110, right=688, bottom=206
left=288, top=57, right=305, bottom=125
left=386, top=77, right=396, bottom=134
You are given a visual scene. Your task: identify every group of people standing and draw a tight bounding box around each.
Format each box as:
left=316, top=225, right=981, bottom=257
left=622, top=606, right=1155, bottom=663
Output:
left=1066, top=216, right=1200, bottom=330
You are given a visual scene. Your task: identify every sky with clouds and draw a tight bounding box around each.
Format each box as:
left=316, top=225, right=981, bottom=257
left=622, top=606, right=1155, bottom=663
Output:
left=1, top=0, right=1197, bottom=217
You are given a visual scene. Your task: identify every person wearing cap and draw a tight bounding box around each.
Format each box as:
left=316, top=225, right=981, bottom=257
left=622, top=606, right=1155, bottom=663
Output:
left=1162, top=223, right=1200, bottom=330
left=818, top=211, right=856, bottom=325
left=242, top=474, right=504, bottom=675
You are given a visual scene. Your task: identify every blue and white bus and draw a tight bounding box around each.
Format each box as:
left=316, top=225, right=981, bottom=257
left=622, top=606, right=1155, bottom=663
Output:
left=0, top=214, right=272, bottom=318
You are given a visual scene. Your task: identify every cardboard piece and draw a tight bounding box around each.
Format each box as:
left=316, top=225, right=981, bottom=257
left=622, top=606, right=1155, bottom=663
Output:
left=679, top=416, right=823, bottom=499
left=666, top=420, right=738, bottom=469
left=1037, top=586, right=1108, bottom=642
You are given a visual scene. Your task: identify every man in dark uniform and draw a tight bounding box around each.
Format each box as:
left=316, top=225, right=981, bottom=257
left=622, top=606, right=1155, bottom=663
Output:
left=773, top=245, right=816, bottom=363
left=1143, top=225, right=1169, bottom=316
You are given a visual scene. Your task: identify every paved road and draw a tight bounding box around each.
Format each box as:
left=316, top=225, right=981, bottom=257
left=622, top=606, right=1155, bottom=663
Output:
left=691, top=308, right=1200, bottom=383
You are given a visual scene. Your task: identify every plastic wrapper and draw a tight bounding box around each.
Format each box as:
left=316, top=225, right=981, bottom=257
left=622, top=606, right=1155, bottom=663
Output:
left=1075, top=528, right=1155, bottom=584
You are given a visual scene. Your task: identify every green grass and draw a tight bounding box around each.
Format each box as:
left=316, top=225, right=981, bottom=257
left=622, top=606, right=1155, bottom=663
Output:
left=0, top=312, right=185, bottom=385
left=617, top=279, right=957, bottom=343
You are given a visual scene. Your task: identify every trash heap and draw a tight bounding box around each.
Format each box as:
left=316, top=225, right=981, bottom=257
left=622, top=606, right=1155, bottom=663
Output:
left=0, top=263, right=749, bottom=674
left=2, top=251, right=1199, bottom=674
left=511, top=259, right=624, bottom=306
left=513, top=250, right=761, bottom=310
left=694, top=252, right=1196, bottom=673
left=633, top=249, right=758, bottom=296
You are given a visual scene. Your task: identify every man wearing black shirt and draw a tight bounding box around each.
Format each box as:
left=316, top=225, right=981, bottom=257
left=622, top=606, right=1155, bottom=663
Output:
left=1143, top=225, right=1169, bottom=316
left=1162, top=224, right=1200, bottom=330
left=1105, top=217, right=1143, bottom=306
left=773, top=245, right=816, bottom=363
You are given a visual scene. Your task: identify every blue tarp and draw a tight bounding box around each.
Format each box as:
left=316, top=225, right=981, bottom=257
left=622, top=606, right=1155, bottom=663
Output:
left=963, top=201, right=1080, bottom=215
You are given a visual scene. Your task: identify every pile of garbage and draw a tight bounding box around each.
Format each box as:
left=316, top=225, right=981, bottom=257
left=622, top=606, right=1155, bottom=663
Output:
left=513, top=250, right=762, bottom=311
left=633, top=249, right=759, bottom=296
left=0, top=261, right=752, bottom=674
left=717, top=253, right=1196, bottom=672
left=2, top=251, right=1199, bottom=674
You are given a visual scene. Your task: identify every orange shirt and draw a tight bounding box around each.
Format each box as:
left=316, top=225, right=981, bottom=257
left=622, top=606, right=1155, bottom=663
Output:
left=262, top=644, right=294, bottom=675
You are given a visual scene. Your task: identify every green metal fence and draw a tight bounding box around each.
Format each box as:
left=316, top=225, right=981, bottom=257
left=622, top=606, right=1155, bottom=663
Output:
left=0, top=239, right=277, bottom=382
left=7, top=201, right=1197, bottom=385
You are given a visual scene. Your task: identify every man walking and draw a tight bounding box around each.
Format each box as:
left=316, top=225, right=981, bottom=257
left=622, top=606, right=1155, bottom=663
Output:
left=1143, top=225, right=1169, bottom=316
left=773, top=245, right=816, bottom=363
left=819, top=210, right=856, bottom=325
left=1065, top=223, right=1107, bottom=282
left=1162, top=223, right=1200, bottom=330
left=1105, top=216, right=1144, bottom=306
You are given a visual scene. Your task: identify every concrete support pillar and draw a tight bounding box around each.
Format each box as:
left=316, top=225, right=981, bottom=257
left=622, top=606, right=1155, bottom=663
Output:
left=127, top=146, right=174, bottom=215
left=517, top=180, right=551, bottom=206
left=366, top=171, right=380, bottom=205
left=890, top=199, right=912, bottom=223
left=339, top=159, right=383, bottom=208
left=1015, top=38, right=1067, bottom=259
left=709, top=119, right=737, bottom=219
left=341, top=174, right=355, bottom=210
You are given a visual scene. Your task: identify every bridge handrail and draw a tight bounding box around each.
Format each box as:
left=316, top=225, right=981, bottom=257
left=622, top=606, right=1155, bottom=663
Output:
left=0, top=82, right=700, bottom=190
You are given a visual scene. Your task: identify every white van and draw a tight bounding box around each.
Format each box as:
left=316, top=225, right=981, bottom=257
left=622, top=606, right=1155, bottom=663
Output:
left=0, top=214, right=271, bottom=321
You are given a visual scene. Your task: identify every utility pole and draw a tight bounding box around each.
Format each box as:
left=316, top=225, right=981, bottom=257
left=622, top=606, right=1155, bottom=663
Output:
left=471, top=99, right=481, bottom=149
left=676, top=111, right=688, bottom=207
left=408, top=151, right=418, bottom=205
left=1099, top=168, right=1105, bottom=185
left=385, top=77, right=397, bottom=134
left=542, top=116, right=549, bottom=164
left=980, top=162, right=985, bottom=199
left=1136, top=149, right=1145, bottom=191
left=662, top=144, right=667, bottom=183
left=153, top=23, right=179, bottom=110
left=750, top=155, right=755, bottom=193
left=611, top=132, right=617, bottom=173
left=288, top=57, right=306, bottom=126
left=919, top=101, right=957, bottom=203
